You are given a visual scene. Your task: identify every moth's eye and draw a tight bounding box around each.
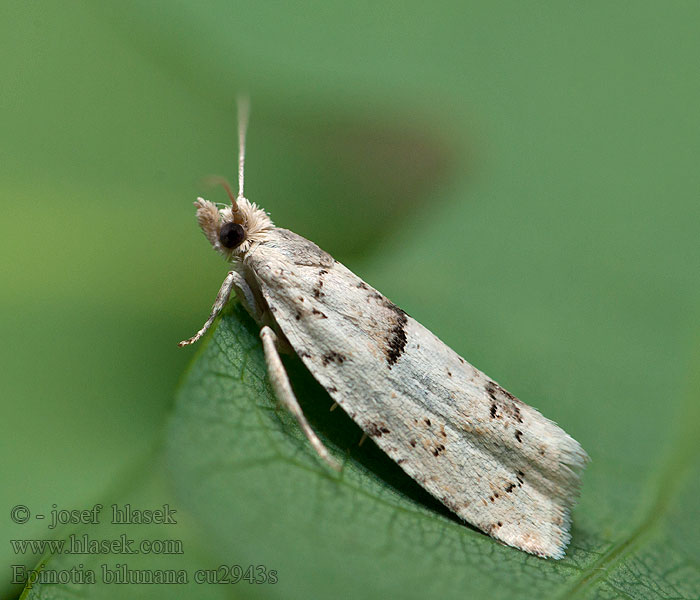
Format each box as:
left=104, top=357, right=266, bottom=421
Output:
left=219, top=222, right=246, bottom=249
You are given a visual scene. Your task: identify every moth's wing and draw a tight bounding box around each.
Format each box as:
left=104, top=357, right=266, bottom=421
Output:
left=247, top=229, right=588, bottom=558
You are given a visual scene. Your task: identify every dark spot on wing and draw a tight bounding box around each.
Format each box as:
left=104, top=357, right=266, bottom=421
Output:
left=505, top=483, right=515, bottom=493
left=321, top=351, right=346, bottom=366
left=432, top=444, right=445, bottom=456
left=486, top=380, right=524, bottom=424
left=366, top=422, right=391, bottom=437
left=490, top=404, right=497, bottom=419
left=313, top=269, right=328, bottom=299
left=424, top=418, right=431, bottom=427
left=485, top=381, right=497, bottom=400
left=513, top=405, right=523, bottom=423
left=515, top=430, right=523, bottom=443
left=384, top=300, right=408, bottom=367
left=311, top=308, right=328, bottom=318
left=327, top=386, right=338, bottom=393
left=365, top=423, right=381, bottom=436
left=486, top=380, right=520, bottom=402
left=409, top=439, right=417, bottom=447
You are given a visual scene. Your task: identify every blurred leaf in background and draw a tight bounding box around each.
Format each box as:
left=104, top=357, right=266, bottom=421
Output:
left=1, top=1, right=698, bottom=599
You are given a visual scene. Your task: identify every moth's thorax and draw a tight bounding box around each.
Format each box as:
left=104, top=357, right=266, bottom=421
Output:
left=245, top=227, right=335, bottom=270
left=194, top=196, right=274, bottom=260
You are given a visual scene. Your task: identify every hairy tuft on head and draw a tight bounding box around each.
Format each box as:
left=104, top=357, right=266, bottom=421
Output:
left=194, top=198, right=222, bottom=249
left=193, top=196, right=274, bottom=260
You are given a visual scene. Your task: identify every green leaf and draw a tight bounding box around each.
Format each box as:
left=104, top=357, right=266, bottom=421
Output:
left=165, top=302, right=700, bottom=600
left=6, top=2, right=700, bottom=598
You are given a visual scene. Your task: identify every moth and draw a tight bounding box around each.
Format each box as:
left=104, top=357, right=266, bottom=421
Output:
left=180, top=99, right=588, bottom=559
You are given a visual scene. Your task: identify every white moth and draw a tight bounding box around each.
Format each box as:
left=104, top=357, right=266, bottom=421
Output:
left=180, top=99, right=588, bottom=559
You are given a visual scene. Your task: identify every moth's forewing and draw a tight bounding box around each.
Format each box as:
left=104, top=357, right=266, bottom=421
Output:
left=243, top=229, right=587, bottom=558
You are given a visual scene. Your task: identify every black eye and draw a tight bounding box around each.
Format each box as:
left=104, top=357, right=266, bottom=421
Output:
left=219, top=222, right=246, bottom=249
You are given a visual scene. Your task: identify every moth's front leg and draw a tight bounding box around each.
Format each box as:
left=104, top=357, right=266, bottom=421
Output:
left=260, top=325, right=341, bottom=472
left=179, top=270, right=259, bottom=347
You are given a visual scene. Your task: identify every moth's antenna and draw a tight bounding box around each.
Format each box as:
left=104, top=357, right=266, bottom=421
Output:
left=237, top=95, right=250, bottom=201
left=200, top=97, right=249, bottom=222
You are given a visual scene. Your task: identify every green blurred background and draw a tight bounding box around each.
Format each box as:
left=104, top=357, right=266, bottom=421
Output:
left=2, top=1, right=699, bottom=599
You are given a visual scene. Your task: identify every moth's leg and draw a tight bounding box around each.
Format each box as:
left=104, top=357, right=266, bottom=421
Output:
left=260, top=325, right=341, bottom=471
left=179, top=270, right=258, bottom=347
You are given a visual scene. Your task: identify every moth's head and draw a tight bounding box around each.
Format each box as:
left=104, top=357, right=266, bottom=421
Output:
left=194, top=178, right=273, bottom=260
